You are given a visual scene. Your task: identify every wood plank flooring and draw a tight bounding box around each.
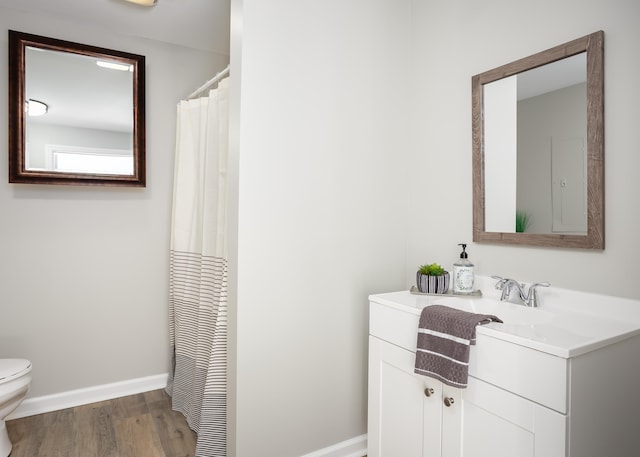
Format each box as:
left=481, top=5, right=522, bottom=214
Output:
left=6, top=389, right=197, bottom=457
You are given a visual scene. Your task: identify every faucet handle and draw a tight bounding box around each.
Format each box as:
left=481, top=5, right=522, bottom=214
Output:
left=491, top=275, right=508, bottom=289
left=492, top=276, right=519, bottom=301
left=527, top=282, right=550, bottom=307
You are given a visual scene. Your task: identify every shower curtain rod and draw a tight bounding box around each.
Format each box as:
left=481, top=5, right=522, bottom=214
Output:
left=187, top=64, right=230, bottom=100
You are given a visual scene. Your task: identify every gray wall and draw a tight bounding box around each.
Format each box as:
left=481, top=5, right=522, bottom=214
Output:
left=517, top=83, right=587, bottom=234
left=228, top=0, right=410, bottom=455
left=0, top=6, right=228, bottom=398
left=3, top=1, right=640, bottom=457
left=407, top=0, right=640, bottom=300
left=27, top=124, right=132, bottom=169
left=231, top=0, right=640, bottom=455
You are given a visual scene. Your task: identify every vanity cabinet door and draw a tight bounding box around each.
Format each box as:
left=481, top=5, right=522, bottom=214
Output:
left=368, top=335, right=442, bottom=457
left=441, top=376, right=566, bottom=457
left=368, top=331, right=566, bottom=457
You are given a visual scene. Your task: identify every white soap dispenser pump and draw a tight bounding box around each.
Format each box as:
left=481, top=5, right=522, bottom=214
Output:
left=453, top=243, right=474, bottom=295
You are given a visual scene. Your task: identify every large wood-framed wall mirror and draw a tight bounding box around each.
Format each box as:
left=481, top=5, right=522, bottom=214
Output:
left=472, top=31, right=604, bottom=249
left=8, top=30, right=146, bottom=187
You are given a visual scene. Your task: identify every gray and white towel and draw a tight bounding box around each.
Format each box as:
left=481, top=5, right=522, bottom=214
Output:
left=414, top=305, right=502, bottom=388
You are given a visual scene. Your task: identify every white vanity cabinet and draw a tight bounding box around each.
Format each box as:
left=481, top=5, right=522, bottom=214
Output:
left=368, top=335, right=565, bottom=457
left=368, top=291, right=640, bottom=457
left=368, top=335, right=442, bottom=457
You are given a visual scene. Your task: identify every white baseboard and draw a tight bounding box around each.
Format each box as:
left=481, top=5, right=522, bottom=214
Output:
left=300, top=434, right=367, bottom=457
left=8, top=373, right=168, bottom=420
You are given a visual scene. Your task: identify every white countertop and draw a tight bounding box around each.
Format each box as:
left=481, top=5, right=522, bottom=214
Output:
left=369, top=290, right=640, bottom=358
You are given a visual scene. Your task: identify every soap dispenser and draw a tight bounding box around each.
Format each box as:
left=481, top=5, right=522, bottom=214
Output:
left=453, top=243, right=475, bottom=294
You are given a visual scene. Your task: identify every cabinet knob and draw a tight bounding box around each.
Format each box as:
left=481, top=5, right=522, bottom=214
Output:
left=424, top=387, right=434, bottom=397
left=444, top=396, right=455, bottom=407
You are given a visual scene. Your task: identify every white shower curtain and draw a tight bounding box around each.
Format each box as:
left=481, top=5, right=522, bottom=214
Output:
left=167, top=77, right=229, bottom=457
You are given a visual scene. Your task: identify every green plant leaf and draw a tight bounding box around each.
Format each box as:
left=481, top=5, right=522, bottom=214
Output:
left=516, top=210, right=531, bottom=233
left=418, top=262, right=445, bottom=276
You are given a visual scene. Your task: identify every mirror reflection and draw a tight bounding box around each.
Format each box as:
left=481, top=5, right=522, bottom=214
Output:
left=484, top=53, right=587, bottom=235
left=25, top=47, right=135, bottom=175
left=9, top=30, right=146, bottom=186
left=472, top=31, right=604, bottom=249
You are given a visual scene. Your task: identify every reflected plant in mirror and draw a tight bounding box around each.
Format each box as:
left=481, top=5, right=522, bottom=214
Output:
left=8, top=30, right=146, bottom=186
left=472, top=31, right=604, bottom=249
left=515, top=211, right=531, bottom=233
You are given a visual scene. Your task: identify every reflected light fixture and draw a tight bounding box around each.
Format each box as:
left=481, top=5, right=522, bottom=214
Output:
left=122, top=0, right=157, bottom=5
left=97, top=60, right=134, bottom=72
left=25, top=99, right=48, bottom=116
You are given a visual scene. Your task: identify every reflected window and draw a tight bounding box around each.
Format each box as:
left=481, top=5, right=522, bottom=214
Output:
left=44, top=145, right=134, bottom=175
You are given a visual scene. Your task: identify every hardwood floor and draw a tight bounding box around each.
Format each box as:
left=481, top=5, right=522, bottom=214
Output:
left=6, top=389, right=197, bottom=457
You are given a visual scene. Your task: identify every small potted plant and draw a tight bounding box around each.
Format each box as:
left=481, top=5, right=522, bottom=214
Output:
left=416, top=262, right=450, bottom=294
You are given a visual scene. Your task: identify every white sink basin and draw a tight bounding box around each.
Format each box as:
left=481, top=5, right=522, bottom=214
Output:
left=430, top=296, right=554, bottom=326
left=430, top=295, right=640, bottom=357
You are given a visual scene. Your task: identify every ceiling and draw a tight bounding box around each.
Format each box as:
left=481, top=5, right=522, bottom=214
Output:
left=517, top=53, right=586, bottom=101
left=1, top=0, right=230, bottom=55
left=7, top=0, right=230, bottom=137
left=26, top=45, right=136, bottom=132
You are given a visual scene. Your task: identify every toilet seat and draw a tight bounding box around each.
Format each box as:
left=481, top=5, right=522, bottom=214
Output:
left=0, top=359, right=32, bottom=385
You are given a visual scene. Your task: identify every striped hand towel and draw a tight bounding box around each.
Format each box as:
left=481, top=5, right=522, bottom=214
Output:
left=414, top=305, right=502, bottom=388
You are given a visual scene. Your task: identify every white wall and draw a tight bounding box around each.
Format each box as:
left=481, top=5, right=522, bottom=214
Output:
left=4, top=1, right=640, bottom=456
left=408, top=0, right=640, bottom=300
left=230, top=1, right=640, bottom=455
left=484, top=75, right=517, bottom=233
left=0, top=6, right=228, bottom=398
left=228, top=0, right=411, bottom=455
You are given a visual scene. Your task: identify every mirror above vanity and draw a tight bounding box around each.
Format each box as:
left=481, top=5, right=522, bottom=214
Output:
left=472, top=31, right=604, bottom=249
left=8, top=30, right=146, bottom=186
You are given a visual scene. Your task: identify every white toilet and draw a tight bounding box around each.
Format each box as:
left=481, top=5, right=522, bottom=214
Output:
left=0, top=359, right=32, bottom=457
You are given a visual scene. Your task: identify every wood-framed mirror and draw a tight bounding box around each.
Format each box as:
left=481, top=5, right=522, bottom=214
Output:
left=472, top=31, right=604, bottom=249
left=8, top=30, right=146, bottom=187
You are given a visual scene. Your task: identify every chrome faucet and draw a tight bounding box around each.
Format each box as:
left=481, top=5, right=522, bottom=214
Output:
left=492, top=276, right=550, bottom=307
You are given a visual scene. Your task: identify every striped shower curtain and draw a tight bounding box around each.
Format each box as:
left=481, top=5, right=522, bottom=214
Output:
left=167, top=77, right=229, bottom=457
